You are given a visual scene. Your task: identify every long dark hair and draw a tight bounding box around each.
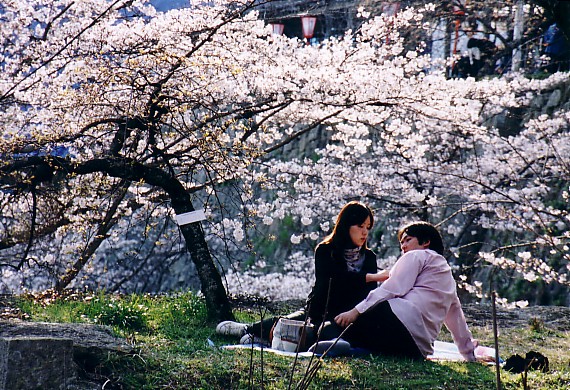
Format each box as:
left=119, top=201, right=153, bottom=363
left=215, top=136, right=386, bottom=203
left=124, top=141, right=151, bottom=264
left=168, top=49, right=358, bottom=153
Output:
left=397, top=221, right=444, bottom=255
left=321, top=201, right=374, bottom=249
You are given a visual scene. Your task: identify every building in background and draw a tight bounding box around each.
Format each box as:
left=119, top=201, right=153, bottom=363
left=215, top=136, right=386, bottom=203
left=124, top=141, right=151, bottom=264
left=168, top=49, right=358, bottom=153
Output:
left=150, top=1, right=554, bottom=77
left=254, top=0, right=402, bottom=44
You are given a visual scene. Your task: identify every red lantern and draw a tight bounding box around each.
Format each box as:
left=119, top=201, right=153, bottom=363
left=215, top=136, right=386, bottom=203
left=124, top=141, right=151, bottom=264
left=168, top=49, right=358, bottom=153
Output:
left=301, top=16, right=317, bottom=40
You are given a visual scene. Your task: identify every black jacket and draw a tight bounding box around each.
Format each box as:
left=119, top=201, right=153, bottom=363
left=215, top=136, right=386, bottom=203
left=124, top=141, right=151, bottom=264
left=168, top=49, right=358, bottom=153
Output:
left=306, top=242, right=377, bottom=325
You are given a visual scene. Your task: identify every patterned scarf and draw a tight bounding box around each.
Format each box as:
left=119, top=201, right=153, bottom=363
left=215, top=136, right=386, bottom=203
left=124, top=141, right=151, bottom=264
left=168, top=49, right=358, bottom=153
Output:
left=344, top=247, right=364, bottom=272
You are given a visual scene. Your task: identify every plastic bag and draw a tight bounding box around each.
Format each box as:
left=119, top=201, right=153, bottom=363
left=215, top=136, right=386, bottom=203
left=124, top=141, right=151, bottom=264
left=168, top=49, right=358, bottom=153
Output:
left=271, top=318, right=314, bottom=352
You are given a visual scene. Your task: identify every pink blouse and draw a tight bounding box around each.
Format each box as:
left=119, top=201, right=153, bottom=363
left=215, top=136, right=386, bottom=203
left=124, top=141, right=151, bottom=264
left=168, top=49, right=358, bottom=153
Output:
left=355, top=249, right=476, bottom=361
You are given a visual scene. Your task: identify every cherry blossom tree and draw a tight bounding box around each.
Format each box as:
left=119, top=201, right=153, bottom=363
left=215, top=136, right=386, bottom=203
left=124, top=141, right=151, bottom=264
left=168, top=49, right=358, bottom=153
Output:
left=0, top=0, right=568, bottom=323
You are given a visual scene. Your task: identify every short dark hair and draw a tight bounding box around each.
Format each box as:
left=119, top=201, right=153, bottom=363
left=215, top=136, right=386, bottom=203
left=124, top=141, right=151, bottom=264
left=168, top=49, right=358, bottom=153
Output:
left=323, top=201, right=374, bottom=249
left=397, top=221, right=444, bottom=255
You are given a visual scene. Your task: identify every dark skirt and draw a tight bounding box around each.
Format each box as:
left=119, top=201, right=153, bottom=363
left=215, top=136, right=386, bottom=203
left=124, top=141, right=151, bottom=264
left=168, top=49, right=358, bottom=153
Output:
left=322, top=300, right=424, bottom=360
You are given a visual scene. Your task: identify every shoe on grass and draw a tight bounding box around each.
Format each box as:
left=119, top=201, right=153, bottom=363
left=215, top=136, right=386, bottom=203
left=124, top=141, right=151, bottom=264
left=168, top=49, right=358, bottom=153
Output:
left=215, top=320, right=248, bottom=337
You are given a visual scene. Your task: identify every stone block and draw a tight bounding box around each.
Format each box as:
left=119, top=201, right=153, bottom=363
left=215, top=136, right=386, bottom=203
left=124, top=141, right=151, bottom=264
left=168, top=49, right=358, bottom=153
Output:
left=546, top=89, right=562, bottom=107
left=0, top=337, right=76, bottom=390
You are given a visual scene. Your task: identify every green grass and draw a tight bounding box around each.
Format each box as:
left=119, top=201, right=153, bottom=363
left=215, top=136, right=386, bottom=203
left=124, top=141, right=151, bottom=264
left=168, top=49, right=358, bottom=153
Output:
left=14, top=291, right=570, bottom=389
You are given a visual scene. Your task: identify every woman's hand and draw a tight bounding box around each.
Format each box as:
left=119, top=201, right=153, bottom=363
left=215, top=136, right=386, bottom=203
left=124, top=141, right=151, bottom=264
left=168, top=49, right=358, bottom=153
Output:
left=334, top=308, right=360, bottom=328
left=366, top=269, right=389, bottom=283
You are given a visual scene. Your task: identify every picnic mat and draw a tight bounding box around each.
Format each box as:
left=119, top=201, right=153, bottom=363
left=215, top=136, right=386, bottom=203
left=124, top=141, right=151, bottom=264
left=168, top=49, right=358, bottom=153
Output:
left=429, top=341, right=499, bottom=362
left=222, top=340, right=499, bottom=362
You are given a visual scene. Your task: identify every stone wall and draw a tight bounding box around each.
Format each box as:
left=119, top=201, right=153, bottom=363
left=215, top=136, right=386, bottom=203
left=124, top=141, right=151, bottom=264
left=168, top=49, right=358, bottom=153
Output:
left=485, top=76, right=570, bottom=136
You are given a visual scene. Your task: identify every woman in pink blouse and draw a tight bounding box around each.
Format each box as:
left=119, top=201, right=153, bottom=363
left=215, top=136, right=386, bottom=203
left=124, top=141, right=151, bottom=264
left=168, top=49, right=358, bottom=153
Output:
left=334, top=221, right=476, bottom=361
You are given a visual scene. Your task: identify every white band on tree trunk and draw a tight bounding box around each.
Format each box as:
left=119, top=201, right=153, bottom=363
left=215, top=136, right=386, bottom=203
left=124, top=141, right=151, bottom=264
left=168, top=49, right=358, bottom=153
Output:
left=175, top=209, right=206, bottom=225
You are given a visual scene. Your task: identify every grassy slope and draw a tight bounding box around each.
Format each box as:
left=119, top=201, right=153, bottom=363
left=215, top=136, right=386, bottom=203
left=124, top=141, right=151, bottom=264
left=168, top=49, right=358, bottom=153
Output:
left=12, top=292, right=570, bottom=389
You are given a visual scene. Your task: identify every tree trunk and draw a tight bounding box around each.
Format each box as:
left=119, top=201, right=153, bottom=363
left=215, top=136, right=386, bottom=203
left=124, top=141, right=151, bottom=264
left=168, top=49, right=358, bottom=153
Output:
left=178, top=221, right=235, bottom=322
left=128, top=161, right=235, bottom=322
left=159, top=178, right=234, bottom=322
